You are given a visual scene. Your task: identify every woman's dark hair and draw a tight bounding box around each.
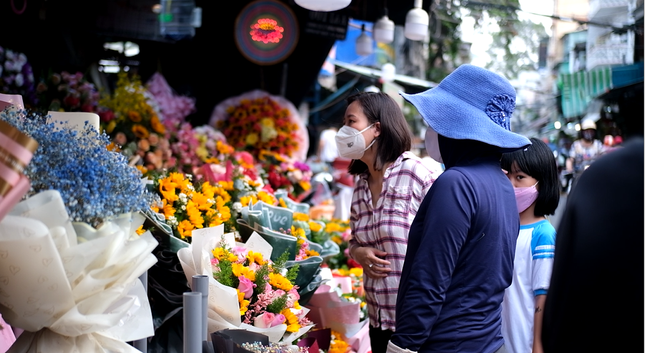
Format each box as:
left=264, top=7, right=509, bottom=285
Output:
left=346, top=92, right=412, bottom=175
left=500, top=137, right=560, bottom=216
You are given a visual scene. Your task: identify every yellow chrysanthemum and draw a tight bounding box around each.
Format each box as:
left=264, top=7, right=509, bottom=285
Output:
left=325, top=222, right=344, bottom=233
left=305, top=249, right=320, bottom=257
left=177, top=220, right=194, bottom=238
left=216, top=140, right=235, bottom=155
left=159, top=178, right=179, bottom=203
left=281, top=308, right=300, bottom=333
left=245, top=132, right=259, bottom=145
left=162, top=199, right=176, bottom=219
left=186, top=202, right=205, bottom=229
left=191, top=192, right=212, bottom=211
left=308, top=221, right=322, bottom=232
left=237, top=289, right=250, bottom=316
left=218, top=180, right=234, bottom=191
left=269, top=272, right=293, bottom=291
left=232, top=263, right=256, bottom=281
left=240, top=194, right=258, bottom=207
left=299, top=181, right=311, bottom=191
left=128, top=110, right=142, bottom=122
left=131, top=124, right=149, bottom=139
left=293, top=212, right=309, bottom=222
left=135, top=225, right=146, bottom=235
left=257, top=191, right=276, bottom=205
left=246, top=251, right=265, bottom=265
left=150, top=115, right=166, bottom=134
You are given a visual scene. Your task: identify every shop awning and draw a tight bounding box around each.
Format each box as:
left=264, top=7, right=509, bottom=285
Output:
left=558, top=67, right=612, bottom=118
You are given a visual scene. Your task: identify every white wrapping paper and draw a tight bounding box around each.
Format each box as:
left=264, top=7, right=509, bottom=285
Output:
left=177, top=225, right=314, bottom=343
left=0, top=190, right=157, bottom=353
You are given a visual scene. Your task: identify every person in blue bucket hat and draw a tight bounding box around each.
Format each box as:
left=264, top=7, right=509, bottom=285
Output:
left=386, top=64, right=531, bottom=353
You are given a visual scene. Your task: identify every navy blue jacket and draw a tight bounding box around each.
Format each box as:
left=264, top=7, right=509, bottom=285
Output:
left=391, top=137, right=520, bottom=353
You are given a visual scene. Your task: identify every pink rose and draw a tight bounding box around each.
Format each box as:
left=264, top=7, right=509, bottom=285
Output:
left=237, top=276, right=256, bottom=299
left=254, top=312, right=286, bottom=328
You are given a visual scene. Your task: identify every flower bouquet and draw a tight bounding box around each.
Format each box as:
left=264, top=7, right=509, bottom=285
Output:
left=0, top=107, right=159, bottom=351
left=177, top=224, right=314, bottom=343
left=99, top=71, right=174, bottom=174
left=0, top=190, right=158, bottom=352
left=209, top=90, right=309, bottom=162
left=0, top=46, right=37, bottom=108
left=258, top=151, right=312, bottom=201
left=35, top=71, right=101, bottom=114
left=149, top=170, right=233, bottom=241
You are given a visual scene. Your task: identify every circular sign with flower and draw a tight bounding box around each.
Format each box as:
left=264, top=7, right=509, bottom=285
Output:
left=234, top=0, right=299, bottom=65
left=209, top=89, right=309, bottom=162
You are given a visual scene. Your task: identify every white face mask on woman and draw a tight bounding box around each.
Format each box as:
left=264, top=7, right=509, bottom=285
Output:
left=335, top=124, right=375, bottom=160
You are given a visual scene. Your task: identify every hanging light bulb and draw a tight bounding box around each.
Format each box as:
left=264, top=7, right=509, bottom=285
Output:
left=294, top=0, right=351, bottom=12
left=355, top=24, right=374, bottom=56
left=381, top=63, right=396, bottom=82
left=405, top=0, right=429, bottom=41
left=373, top=8, right=394, bottom=44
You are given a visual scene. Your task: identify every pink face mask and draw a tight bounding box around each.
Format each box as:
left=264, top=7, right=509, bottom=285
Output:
left=514, top=182, right=538, bottom=213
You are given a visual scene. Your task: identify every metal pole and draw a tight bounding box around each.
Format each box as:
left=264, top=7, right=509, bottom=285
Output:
left=184, top=292, right=202, bottom=353
left=133, top=271, right=148, bottom=352
left=192, top=275, right=209, bottom=341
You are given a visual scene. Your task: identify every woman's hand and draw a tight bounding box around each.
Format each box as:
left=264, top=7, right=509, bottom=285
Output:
left=351, top=246, right=391, bottom=278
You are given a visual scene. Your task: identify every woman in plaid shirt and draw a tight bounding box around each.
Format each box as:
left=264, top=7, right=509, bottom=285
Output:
left=335, top=92, right=439, bottom=353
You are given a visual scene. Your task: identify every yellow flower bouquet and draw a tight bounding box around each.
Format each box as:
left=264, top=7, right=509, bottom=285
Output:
left=150, top=171, right=233, bottom=241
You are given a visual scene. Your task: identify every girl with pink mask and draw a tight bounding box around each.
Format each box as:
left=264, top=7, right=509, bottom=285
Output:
left=500, top=137, right=560, bottom=353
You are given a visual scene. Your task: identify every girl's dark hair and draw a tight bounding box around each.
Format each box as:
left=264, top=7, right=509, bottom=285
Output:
left=500, top=137, right=560, bottom=216
left=346, top=92, right=412, bottom=175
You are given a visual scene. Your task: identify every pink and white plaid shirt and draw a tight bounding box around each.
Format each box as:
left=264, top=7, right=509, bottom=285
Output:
left=348, top=151, right=439, bottom=330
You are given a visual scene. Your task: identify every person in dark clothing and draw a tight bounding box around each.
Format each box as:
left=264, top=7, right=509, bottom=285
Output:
left=541, top=137, right=644, bottom=353
left=386, top=64, right=531, bottom=353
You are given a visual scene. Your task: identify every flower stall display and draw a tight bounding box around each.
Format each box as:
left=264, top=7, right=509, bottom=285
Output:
left=99, top=71, right=174, bottom=173
left=209, top=90, right=309, bottom=162
left=177, top=224, right=314, bottom=343
left=0, top=108, right=158, bottom=352
left=0, top=47, right=37, bottom=108
left=35, top=71, right=101, bottom=114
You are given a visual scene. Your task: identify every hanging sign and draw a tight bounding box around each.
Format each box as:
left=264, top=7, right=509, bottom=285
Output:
left=235, top=0, right=299, bottom=66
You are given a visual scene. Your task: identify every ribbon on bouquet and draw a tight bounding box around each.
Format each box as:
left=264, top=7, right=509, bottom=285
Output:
left=0, top=190, right=157, bottom=353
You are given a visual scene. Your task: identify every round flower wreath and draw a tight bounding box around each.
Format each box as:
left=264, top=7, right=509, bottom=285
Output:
left=209, top=90, right=308, bottom=162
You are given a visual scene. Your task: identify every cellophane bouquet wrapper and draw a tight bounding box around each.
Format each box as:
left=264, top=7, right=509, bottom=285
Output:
left=177, top=225, right=314, bottom=344
left=0, top=190, right=158, bottom=352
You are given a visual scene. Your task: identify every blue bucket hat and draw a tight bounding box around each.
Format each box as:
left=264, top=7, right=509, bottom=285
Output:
left=400, top=64, right=530, bottom=151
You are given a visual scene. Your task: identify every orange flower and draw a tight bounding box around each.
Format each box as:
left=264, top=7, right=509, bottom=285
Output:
left=128, top=111, right=142, bottom=122
left=132, top=124, right=150, bottom=139
left=150, top=115, right=166, bottom=134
